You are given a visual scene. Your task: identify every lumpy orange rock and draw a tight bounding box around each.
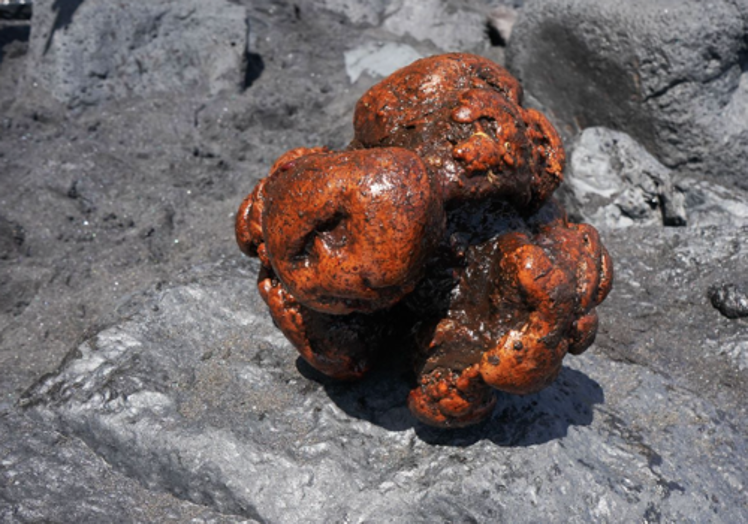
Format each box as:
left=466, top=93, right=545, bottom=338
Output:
left=236, top=53, right=613, bottom=427
left=352, top=53, right=564, bottom=211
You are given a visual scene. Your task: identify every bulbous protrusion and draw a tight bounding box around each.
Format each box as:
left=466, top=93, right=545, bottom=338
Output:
left=352, top=53, right=564, bottom=212
left=235, top=53, right=613, bottom=428
left=259, top=147, right=445, bottom=315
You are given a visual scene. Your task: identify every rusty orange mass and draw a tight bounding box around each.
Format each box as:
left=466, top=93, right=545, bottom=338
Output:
left=236, top=53, right=613, bottom=428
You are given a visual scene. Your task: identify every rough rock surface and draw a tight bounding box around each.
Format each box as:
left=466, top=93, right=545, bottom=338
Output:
left=710, top=283, right=748, bottom=320
left=563, top=127, right=748, bottom=229
left=598, top=226, right=748, bottom=396
left=563, top=127, right=686, bottom=228
left=20, top=258, right=748, bottom=522
left=508, top=0, right=748, bottom=189
left=343, top=41, right=423, bottom=83
left=1, top=0, right=747, bottom=521
left=309, top=0, right=389, bottom=26
left=25, top=0, right=247, bottom=107
left=382, top=0, right=487, bottom=52
left=1, top=0, right=406, bottom=405
left=0, top=215, right=24, bottom=261
left=0, top=411, right=245, bottom=523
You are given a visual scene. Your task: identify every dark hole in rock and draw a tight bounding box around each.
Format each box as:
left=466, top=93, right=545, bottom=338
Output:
left=0, top=23, right=29, bottom=65
left=0, top=2, right=32, bottom=21
left=485, top=20, right=506, bottom=47
left=244, top=51, right=264, bottom=90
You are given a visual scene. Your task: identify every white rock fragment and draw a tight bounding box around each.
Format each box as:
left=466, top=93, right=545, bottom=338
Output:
left=344, top=42, right=423, bottom=83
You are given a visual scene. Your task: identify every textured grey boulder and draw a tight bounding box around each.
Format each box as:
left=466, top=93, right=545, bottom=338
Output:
left=20, top=257, right=748, bottom=522
left=563, top=127, right=686, bottom=228
left=308, top=0, right=389, bottom=25
left=563, top=127, right=748, bottom=229
left=382, top=0, right=488, bottom=52
left=508, top=0, right=748, bottom=189
left=25, top=0, right=246, bottom=107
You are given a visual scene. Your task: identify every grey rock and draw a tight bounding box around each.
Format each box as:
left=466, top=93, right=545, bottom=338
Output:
left=659, top=188, right=688, bottom=228
left=25, top=0, right=246, bottom=107
left=710, top=283, right=748, bottom=319
left=0, top=20, right=30, bottom=113
left=308, top=0, right=388, bottom=26
left=20, top=260, right=748, bottom=522
left=676, top=177, right=748, bottom=228
left=0, top=265, right=39, bottom=318
left=343, top=41, right=423, bottom=83
left=0, top=0, right=376, bottom=410
left=382, top=0, right=488, bottom=52
left=0, top=411, right=250, bottom=523
left=1, top=0, right=746, bottom=520
left=489, top=0, right=524, bottom=7
left=598, top=225, right=748, bottom=381
left=486, top=6, right=518, bottom=44
left=0, top=214, right=24, bottom=260
left=508, top=0, right=748, bottom=189
left=564, top=127, right=686, bottom=228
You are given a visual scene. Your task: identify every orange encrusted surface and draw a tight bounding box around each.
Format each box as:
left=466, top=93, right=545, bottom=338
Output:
left=236, top=53, right=613, bottom=428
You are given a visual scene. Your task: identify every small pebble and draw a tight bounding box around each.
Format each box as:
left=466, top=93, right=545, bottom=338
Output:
left=709, top=283, right=748, bottom=319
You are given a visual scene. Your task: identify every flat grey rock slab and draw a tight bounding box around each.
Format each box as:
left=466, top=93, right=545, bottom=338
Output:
left=22, top=259, right=748, bottom=522
left=0, top=411, right=245, bottom=524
